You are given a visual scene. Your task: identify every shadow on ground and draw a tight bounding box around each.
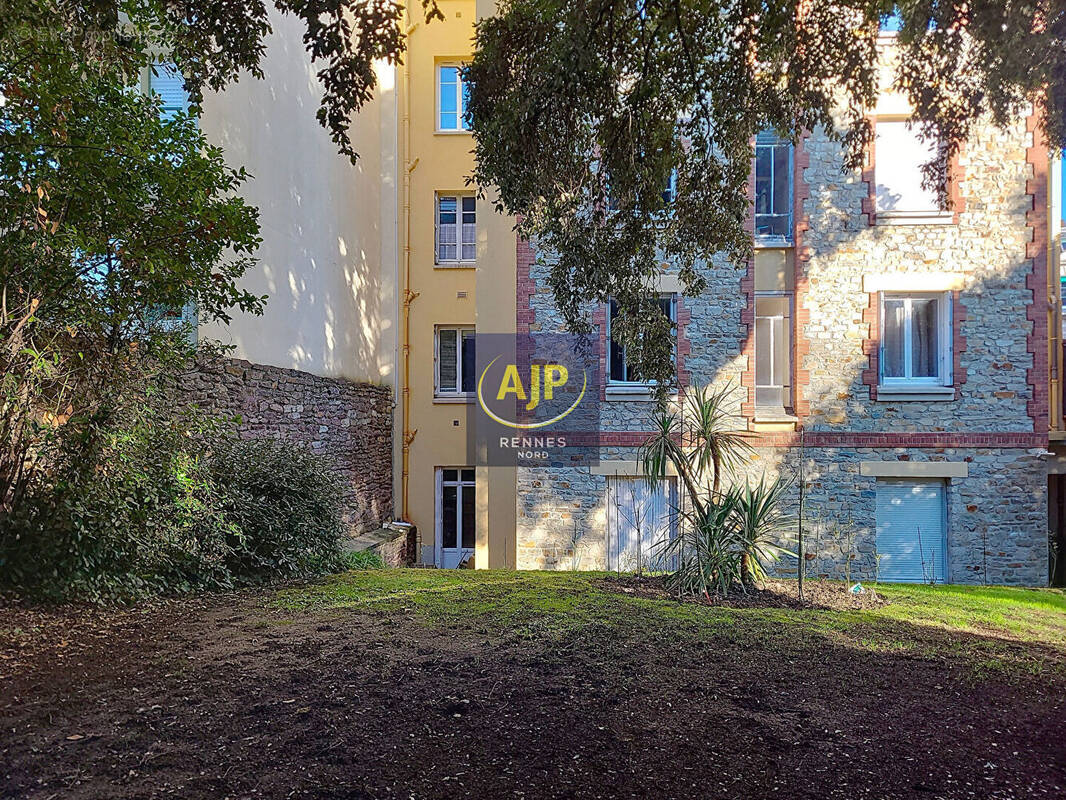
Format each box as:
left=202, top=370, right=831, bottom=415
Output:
left=1, top=572, right=1064, bottom=799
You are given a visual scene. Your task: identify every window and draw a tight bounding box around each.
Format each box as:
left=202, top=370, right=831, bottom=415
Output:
left=880, top=8, right=904, bottom=32
left=437, top=468, right=476, bottom=568
left=755, top=130, right=793, bottom=243
left=436, top=326, right=476, bottom=397
left=880, top=293, right=951, bottom=385
left=754, top=294, right=792, bottom=410
left=606, top=476, right=678, bottom=572
left=147, top=64, right=196, bottom=332
left=437, top=65, right=469, bottom=131
left=607, top=296, right=676, bottom=384
left=148, top=63, right=190, bottom=121
left=875, top=479, right=947, bottom=583
left=661, top=170, right=678, bottom=204
left=874, top=119, right=944, bottom=218
left=435, top=195, right=476, bottom=263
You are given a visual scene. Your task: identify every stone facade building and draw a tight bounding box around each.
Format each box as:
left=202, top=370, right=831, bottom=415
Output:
left=513, top=99, right=1057, bottom=586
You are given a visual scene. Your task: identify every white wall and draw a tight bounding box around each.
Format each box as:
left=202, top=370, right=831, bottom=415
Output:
left=198, top=10, right=398, bottom=386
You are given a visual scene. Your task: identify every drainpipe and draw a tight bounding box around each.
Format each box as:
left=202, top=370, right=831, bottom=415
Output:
left=400, top=16, right=421, bottom=521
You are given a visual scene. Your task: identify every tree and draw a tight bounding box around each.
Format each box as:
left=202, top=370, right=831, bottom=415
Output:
left=465, top=0, right=1065, bottom=386
left=0, top=48, right=262, bottom=511
left=639, top=385, right=794, bottom=594
left=0, top=0, right=443, bottom=163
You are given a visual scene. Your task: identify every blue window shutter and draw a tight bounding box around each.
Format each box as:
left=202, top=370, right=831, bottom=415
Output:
left=149, top=64, right=189, bottom=120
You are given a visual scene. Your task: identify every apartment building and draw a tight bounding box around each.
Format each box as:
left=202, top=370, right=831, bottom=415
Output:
left=189, top=3, right=1061, bottom=583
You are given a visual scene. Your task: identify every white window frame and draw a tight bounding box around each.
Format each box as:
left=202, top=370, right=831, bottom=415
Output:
left=754, top=290, right=792, bottom=411
left=879, top=292, right=952, bottom=387
left=434, top=467, right=476, bottom=568
left=435, top=325, right=475, bottom=399
left=434, top=193, right=476, bottom=265
left=436, top=63, right=469, bottom=132
left=606, top=294, right=677, bottom=386
left=754, top=131, right=794, bottom=246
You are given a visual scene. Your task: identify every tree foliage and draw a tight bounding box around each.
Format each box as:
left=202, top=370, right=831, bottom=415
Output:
left=0, top=35, right=263, bottom=511
left=0, top=0, right=443, bottom=163
left=466, top=0, right=1065, bottom=386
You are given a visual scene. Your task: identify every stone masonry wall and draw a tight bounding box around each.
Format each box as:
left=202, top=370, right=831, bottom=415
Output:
left=179, top=358, right=393, bottom=534
left=516, top=100, right=1050, bottom=584
left=517, top=445, right=1047, bottom=585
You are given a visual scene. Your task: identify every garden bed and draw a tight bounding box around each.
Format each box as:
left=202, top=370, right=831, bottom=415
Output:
left=596, top=573, right=889, bottom=610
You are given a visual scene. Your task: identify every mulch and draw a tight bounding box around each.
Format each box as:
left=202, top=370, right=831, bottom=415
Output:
left=1, top=585, right=1064, bottom=799
left=596, top=574, right=889, bottom=610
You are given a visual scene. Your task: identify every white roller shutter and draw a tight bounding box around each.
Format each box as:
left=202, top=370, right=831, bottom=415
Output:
left=606, top=477, right=677, bottom=572
left=875, top=479, right=947, bottom=583
left=149, top=64, right=189, bottom=120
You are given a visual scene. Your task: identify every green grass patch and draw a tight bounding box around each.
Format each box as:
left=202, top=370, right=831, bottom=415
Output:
left=277, top=570, right=1066, bottom=680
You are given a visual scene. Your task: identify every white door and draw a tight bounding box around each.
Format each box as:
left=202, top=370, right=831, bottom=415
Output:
left=606, top=477, right=678, bottom=572
left=436, top=468, right=476, bottom=568
left=875, top=479, right=947, bottom=582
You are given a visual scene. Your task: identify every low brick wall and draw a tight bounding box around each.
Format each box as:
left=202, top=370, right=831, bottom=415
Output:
left=179, top=358, right=393, bottom=534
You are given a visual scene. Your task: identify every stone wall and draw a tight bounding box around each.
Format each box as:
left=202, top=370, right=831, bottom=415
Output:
left=517, top=444, right=1047, bottom=585
left=514, top=104, right=1050, bottom=584
left=179, top=358, right=393, bottom=534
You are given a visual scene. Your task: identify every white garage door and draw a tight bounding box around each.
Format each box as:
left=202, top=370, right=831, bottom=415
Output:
left=875, top=479, right=947, bottom=583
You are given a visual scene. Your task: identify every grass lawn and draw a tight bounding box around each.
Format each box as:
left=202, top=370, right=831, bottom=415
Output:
left=280, top=570, right=1066, bottom=680
left=2, top=570, right=1065, bottom=798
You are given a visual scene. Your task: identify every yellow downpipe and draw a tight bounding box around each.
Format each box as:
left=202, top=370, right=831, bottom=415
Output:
left=400, top=16, right=421, bottom=521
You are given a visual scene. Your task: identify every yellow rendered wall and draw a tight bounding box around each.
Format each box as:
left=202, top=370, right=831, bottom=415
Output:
left=475, top=0, right=518, bottom=567
left=402, top=0, right=479, bottom=562
left=403, top=0, right=518, bottom=566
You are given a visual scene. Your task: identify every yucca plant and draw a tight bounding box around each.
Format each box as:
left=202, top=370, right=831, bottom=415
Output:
left=658, top=493, right=739, bottom=598
left=732, top=478, right=797, bottom=586
left=639, top=383, right=752, bottom=508
left=641, top=383, right=795, bottom=596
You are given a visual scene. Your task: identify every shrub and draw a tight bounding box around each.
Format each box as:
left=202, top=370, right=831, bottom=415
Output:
left=208, top=438, right=347, bottom=580
left=641, top=383, right=796, bottom=596
left=0, top=406, right=238, bottom=601
left=0, top=406, right=349, bottom=602
left=658, top=480, right=796, bottom=598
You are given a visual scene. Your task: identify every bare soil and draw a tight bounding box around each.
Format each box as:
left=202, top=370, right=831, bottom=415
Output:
left=597, top=574, right=890, bottom=609
left=1, top=586, right=1064, bottom=799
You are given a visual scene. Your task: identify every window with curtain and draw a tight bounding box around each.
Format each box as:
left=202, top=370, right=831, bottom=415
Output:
left=881, top=293, right=950, bottom=385
left=874, top=120, right=944, bottom=217
left=436, top=195, right=476, bottom=263
left=436, top=327, right=476, bottom=396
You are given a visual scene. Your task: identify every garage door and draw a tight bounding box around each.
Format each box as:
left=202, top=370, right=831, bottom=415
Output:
left=875, top=479, right=947, bottom=583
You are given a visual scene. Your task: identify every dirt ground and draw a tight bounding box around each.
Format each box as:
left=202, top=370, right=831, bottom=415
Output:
left=1, top=581, right=1064, bottom=799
